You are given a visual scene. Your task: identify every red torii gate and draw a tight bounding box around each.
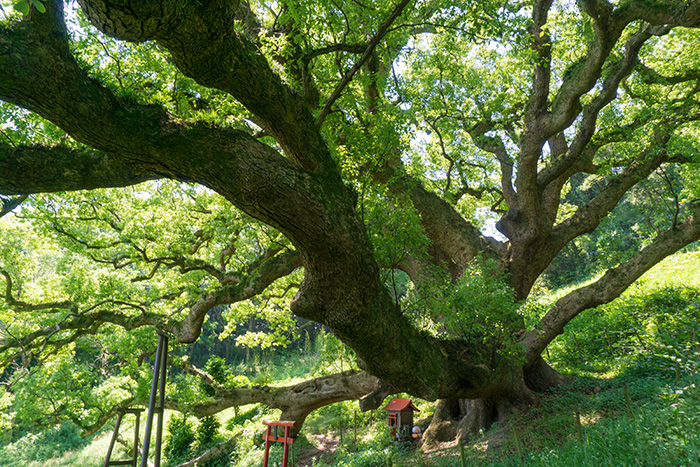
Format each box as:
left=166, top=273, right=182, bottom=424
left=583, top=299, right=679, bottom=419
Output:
left=262, top=420, right=297, bottom=467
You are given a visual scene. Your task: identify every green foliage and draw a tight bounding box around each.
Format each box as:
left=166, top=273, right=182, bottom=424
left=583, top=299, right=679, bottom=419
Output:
left=163, top=411, right=227, bottom=466
left=333, top=448, right=392, bottom=467
left=226, top=373, right=252, bottom=388
left=196, top=415, right=221, bottom=448
left=200, top=356, right=227, bottom=397
left=362, top=187, right=430, bottom=269
left=312, top=327, right=359, bottom=374
left=545, top=285, right=700, bottom=378
left=543, top=164, right=696, bottom=288
left=0, top=180, right=302, bottom=434
left=12, top=0, right=27, bottom=14
left=221, top=272, right=304, bottom=352
left=224, top=404, right=281, bottom=467
left=5, top=2, right=700, bottom=464
left=164, top=414, right=195, bottom=466
left=225, top=405, right=261, bottom=430
left=0, top=421, right=92, bottom=467
left=12, top=0, right=44, bottom=15
left=404, top=256, right=521, bottom=360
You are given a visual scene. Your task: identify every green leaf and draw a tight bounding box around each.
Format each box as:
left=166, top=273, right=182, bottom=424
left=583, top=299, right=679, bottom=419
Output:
left=30, top=0, right=46, bottom=13
left=14, top=0, right=29, bottom=15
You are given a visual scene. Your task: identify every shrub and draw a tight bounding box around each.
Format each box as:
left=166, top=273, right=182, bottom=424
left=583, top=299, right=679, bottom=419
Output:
left=196, top=415, right=221, bottom=448
left=164, top=414, right=195, bottom=466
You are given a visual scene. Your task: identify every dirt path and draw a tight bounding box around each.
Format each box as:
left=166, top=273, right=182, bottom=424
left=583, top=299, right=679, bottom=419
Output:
left=295, top=433, right=340, bottom=466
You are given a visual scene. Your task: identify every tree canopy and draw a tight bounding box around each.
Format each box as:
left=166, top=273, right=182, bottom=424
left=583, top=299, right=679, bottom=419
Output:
left=2, top=0, right=700, bottom=447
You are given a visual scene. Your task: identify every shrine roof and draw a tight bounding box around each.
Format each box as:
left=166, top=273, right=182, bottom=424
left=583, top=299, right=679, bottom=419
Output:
left=382, top=398, right=419, bottom=412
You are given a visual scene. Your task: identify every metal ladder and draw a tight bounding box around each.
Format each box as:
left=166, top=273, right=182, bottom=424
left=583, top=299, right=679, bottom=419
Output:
left=103, top=409, right=143, bottom=467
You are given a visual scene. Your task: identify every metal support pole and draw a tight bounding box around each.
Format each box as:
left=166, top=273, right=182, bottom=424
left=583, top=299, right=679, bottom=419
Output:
left=103, top=409, right=143, bottom=467
left=141, top=333, right=167, bottom=467
left=154, top=334, right=168, bottom=467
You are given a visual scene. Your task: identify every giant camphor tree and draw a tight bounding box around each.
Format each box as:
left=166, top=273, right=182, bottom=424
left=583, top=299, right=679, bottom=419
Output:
left=2, top=0, right=700, bottom=452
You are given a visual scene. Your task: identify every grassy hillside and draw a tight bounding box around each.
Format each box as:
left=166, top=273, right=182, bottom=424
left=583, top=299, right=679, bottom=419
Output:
left=3, top=250, right=700, bottom=466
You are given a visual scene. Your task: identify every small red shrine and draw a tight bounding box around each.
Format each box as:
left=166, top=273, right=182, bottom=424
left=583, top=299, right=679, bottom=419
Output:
left=383, top=398, right=419, bottom=438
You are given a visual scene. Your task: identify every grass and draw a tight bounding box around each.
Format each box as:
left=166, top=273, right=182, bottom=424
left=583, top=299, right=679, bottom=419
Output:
left=439, top=373, right=700, bottom=466
left=27, top=433, right=112, bottom=467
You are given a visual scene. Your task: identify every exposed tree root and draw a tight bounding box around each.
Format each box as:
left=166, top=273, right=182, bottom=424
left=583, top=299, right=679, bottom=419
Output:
left=423, top=361, right=567, bottom=450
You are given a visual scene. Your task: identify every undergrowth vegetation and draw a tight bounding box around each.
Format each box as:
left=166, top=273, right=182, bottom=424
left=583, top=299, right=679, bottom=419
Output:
left=2, top=250, right=700, bottom=466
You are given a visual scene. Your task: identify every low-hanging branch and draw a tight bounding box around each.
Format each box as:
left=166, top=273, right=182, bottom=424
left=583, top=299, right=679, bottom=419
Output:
left=0, top=305, right=163, bottom=368
left=0, top=243, right=303, bottom=366
left=73, top=361, right=387, bottom=439
left=173, top=248, right=301, bottom=343
left=171, top=359, right=386, bottom=435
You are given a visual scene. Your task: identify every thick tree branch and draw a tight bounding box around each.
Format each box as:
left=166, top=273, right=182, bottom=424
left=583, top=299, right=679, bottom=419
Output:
left=0, top=3, right=335, bottom=242
left=614, top=0, right=700, bottom=27
left=546, top=0, right=700, bottom=139
left=0, top=144, right=159, bottom=195
left=537, top=24, right=665, bottom=191
left=505, top=136, right=672, bottom=298
left=637, top=62, right=700, bottom=86
left=510, top=0, right=700, bottom=230
left=552, top=114, right=700, bottom=247
left=513, top=0, right=557, bottom=233
left=373, top=158, right=506, bottom=274
left=1, top=8, right=417, bottom=401
left=172, top=367, right=386, bottom=435
left=77, top=368, right=387, bottom=440
left=509, top=0, right=700, bottom=262
left=77, top=0, right=335, bottom=174
left=469, top=123, right=517, bottom=209
left=525, top=0, right=554, bottom=133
